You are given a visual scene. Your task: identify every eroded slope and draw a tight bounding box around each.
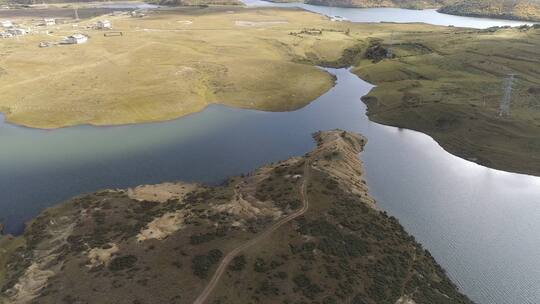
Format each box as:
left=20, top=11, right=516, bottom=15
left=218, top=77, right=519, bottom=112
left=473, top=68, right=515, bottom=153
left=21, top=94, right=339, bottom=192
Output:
left=0, top=131, right=472, bottom=304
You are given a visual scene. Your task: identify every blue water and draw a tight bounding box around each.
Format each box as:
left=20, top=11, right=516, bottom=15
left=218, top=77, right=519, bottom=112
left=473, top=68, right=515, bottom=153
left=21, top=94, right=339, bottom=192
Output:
left=1, top=69, right=540, bottom=304
left=1, top=4, right=540, bottom=304
left=96, top=2, right=160, bottom=9
left=242, top=0, right=536, bottom=28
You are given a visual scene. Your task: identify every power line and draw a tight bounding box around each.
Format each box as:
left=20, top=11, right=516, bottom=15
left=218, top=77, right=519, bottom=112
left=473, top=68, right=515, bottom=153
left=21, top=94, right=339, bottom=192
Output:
left=499, top=73, right=516, bottom=117
left=387, top=31, right=394, bottom=59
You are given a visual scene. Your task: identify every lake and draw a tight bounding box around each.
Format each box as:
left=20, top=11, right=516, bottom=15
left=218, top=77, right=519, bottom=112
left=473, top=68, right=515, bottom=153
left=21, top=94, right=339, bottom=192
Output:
left=1, top=5, right=540, bottom=304
left=243, top=0, right=535, bottom=28
left=2, top=68, right=540, bottom=304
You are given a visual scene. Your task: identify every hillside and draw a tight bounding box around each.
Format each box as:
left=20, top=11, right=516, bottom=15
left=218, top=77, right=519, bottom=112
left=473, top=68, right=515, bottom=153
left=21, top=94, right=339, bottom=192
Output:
left=0, top=130, right=473, bottom=304
left=439, top=0, right=540, bottom=22
left=155, top=0, right=242, bottom=5
left=0, top=8, right=344, bottom=129
left=268, top=0, right=540, bottom=21
left=6, top=0, right=242, bottom=5
left=303, top=0, right=451, bottom=9
left=343, top=24, right=540, bottom=176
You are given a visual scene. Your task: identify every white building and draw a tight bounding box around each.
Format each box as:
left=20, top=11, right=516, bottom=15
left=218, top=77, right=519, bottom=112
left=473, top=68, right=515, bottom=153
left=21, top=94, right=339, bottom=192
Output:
left=7, top=28, right=27, bottom=36
left=131, top=10, right=146, bottom=18
left=0, top=20, right=13, bottom=28
left=96, top=20, right=112, bottom=30
left=62, top=34, right=88, bottom=44
left=0, top=32, right=13, bottom=38
left=330, top=15, right=348, bottom=22
left=42, top=18, right=56, bottom=26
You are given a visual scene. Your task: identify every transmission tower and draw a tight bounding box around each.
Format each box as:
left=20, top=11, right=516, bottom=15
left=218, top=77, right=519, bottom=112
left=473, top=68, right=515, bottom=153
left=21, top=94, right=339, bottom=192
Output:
left=387, top=31, right=394, bottom=59
left=499, top=73, right=515, bottom=117
left=504, top=0, right=518, bottom=15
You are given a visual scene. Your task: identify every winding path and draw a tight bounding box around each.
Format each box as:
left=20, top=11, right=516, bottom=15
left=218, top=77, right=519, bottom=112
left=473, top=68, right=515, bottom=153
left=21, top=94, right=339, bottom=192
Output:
left=192, top=160, right=312, bottom=304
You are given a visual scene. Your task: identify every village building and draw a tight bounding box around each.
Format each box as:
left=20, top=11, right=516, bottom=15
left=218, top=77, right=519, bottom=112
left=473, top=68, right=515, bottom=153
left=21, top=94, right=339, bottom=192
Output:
left=0, top=20, right=13, bottom=28
left=330, top=15, right=348, bottom=22
left=41, top=18, right=56, bottom=26
left=39, top=41, right=54, bottom=48
left=96, top=20, right=112, bottom=30
left=7, top=28, right=27, bottom=36
left=61, top=33, right=88, bottom=44
left=28, top=3, right=48, bottom=8
left=0, top=32, right=13, bottom=38
left=131, top=10, right=146, bottom=18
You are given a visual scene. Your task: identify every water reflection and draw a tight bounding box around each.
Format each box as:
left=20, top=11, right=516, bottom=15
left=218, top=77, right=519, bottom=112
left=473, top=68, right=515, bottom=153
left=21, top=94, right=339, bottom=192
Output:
left=1, top=69, right=539, bottom=304
left=242, top=0, right=536, bottom=28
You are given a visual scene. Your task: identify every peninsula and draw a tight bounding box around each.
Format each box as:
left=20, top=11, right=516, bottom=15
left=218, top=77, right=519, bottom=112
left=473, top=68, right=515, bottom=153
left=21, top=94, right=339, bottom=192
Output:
left=0, top=130, right=473, bottom=304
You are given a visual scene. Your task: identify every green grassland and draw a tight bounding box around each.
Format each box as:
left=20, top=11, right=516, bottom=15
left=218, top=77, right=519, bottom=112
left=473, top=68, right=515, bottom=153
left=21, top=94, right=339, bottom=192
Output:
left=349, top=25, right=540, bottom=176
left=303, top=0, right=451, bottom=9
left=270, top=0, right=540, bottom=22
left=0, top=7, right=355, bottom=129
left=439, top=0, right=540, bottom=22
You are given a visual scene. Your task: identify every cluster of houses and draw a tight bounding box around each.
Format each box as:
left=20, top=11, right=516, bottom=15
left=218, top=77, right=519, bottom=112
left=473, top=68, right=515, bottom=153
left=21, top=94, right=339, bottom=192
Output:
left=40, top=18, right=56, bottom=27
left=1, top=15, right=117, bottom=44
left=54, top=18, right=113, bottom=46
left=329, top=15, right=348, bottom=22
left=0, top=18, right=112, bottom=45
left=0, top=20, right=29, bottom=38
left=0, top=17, right=59, bottom=39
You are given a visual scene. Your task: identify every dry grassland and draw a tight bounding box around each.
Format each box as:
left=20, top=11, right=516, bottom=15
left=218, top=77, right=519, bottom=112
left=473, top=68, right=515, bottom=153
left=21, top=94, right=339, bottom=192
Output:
left=0, top=7, right=356, bottom=128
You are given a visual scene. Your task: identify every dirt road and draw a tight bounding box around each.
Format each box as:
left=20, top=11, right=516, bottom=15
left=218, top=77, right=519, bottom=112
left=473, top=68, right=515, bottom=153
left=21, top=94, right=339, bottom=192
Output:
left=192, top=160, right=312, bottom=304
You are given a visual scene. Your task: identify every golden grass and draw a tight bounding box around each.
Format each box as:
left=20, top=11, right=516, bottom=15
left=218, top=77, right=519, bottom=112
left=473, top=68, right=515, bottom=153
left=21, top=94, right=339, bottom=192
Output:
left=0, top=8, right=357, bottom=128
left=1, top=6, right=539, bottom=174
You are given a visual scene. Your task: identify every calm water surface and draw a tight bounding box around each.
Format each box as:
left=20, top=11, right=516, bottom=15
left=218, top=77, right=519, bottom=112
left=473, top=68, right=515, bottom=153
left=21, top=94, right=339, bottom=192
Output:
left=96, top=2, right=160, bottom=9
left=1, top=5, right=539, bottom=304
left=243, top=0, right=535, bottom=28
left=1, top=69, right=540, bottom=304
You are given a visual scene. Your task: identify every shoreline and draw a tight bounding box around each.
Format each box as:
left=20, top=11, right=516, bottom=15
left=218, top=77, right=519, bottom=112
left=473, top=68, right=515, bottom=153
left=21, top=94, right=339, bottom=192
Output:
left=0, top=130, right=474, bottom=304
left=260, top=0, right=540, bottom=23
left=2, top=62, right=538, bottom=178
left=437, top=9, right=540, bottom=23
left=0, top=71, right=337, bottom=130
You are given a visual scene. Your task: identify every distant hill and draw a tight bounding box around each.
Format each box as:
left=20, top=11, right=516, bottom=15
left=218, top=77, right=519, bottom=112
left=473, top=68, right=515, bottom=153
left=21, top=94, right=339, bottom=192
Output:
left=6, top=0, right=242, bottom=5
left=150, top=0, right=242, bottom=5
left=439, top=0, right=540, bottom=22
left=304, top=0, right=451, bottom=9
left=7, top=0, right=94, bottom=3
left=270, top=0, right=540, bottom=21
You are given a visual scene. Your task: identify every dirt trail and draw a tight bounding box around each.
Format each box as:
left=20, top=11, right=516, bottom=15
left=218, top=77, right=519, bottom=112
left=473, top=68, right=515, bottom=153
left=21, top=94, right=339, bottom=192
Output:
left=192, top=160, right=312, bottom=304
